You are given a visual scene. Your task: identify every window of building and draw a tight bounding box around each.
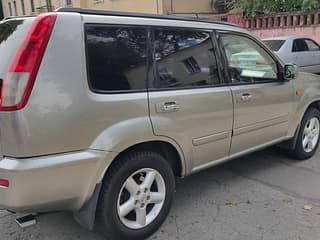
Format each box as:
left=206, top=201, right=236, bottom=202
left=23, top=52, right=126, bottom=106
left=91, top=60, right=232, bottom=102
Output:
left=8, top=2, right=12, bottom=15
left=13, top=1, right=17, bottom=15
left=21, top=0, right=25, bottom=15
left=30, top=0, right=35, bottom=12
left=92, top=0, right=103, bottom=4
left=153, top=29, right=220, bottom=89
left=221, top=34, right=278, bottom=83
left=65, top=0, right=72, bottom=6
left=85, top=25, right=148, bottom=92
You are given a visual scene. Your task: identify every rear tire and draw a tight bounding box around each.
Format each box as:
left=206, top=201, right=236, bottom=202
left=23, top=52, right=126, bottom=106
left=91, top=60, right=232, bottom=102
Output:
left=96, top=151, right=175, bottom=240
left=292, top=107, right=320, bottom=160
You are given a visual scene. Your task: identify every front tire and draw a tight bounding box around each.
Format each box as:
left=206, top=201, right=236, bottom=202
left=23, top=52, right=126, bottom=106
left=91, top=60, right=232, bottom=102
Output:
left=292, top=107, right=320, bottom=160
left=96, top=151, right=175, bottom=240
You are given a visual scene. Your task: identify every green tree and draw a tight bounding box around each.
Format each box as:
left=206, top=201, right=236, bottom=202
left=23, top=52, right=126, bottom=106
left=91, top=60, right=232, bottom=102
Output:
left=228, top=0, right=319, bottom=18
left=302, top=0, right=320, bottom=11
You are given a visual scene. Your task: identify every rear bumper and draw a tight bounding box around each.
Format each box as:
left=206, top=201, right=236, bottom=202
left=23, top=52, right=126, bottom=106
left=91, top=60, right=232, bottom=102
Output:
left=0, top=150, right=116, bottom=213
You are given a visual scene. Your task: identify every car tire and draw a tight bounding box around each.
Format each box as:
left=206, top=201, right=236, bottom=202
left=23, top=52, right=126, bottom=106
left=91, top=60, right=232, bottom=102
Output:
left=292, top=107, right=320, bottom=160
left=96, top=151, right=175, bottom=240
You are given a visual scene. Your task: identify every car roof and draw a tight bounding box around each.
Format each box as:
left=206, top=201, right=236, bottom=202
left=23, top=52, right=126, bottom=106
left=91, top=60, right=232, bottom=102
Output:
left=56, top=7, right=244, bottom=30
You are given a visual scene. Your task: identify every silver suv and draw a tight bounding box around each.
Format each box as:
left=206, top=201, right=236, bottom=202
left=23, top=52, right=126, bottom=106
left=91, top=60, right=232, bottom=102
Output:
left=1, top=8, right=320, bottom=240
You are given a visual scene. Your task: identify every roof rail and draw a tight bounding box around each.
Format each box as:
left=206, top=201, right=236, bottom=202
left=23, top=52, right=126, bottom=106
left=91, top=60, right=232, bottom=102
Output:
left=56, top=8, right=239, bottom=27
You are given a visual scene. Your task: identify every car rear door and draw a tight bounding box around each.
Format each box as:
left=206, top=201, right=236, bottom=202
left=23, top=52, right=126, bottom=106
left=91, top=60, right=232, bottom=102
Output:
left=218, top=32, right=294, bottom=156
left=148, top=28, right=233, bottom=173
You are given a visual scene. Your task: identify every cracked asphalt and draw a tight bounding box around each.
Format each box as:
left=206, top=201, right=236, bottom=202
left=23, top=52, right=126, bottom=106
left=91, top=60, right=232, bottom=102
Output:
left=1, top=147, right=320, bottom=240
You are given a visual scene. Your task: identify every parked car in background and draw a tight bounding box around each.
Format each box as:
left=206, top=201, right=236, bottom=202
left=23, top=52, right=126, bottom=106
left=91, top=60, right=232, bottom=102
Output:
left=263, top=36, right=320, bottom=74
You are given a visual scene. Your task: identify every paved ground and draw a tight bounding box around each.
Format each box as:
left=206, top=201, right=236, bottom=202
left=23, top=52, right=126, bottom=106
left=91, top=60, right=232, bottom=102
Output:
left=1, top=147, right=320, bottom=240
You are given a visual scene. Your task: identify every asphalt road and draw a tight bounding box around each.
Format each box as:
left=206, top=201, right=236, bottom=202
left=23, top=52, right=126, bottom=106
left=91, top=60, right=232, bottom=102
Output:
left=1, top=147, right=320, bottom=240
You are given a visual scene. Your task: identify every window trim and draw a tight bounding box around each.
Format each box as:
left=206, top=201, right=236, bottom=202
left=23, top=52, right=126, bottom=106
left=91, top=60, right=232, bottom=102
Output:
left=84, top=24, right=233, bottom=94
left=216, top=30, right=284, bottom=86
left=84, top=23, right=150, bottom=94
left=148, top=26, right=226, bottom=92
left=291, top=38, right=320, bottom=52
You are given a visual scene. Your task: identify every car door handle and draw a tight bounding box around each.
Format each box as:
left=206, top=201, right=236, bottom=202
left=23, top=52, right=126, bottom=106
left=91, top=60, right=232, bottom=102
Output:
left=239, top=93, right=252, bottom=102
left=156, top=101, right=180, bottom=113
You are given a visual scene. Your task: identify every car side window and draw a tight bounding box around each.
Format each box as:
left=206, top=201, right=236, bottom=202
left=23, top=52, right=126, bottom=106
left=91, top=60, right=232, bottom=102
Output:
left=220, top=34, right=278, bottom=84
left=152, top=29, right=220, bottom=89
left=85, top=25, right=148, bottom=92
left=292, top=39, right=309, bottom=52
left=305, top=39, right=320, bottom=51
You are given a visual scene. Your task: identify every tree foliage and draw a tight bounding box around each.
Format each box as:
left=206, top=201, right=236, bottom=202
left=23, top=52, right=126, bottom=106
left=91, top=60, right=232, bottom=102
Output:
left=228, top=0, right=320, bottom=18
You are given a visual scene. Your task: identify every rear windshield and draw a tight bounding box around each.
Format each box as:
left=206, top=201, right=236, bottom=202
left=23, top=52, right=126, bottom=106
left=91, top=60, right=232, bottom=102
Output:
left=0, top=18, right=34, bottom=78
left=262, top=40, right=285, bottom=52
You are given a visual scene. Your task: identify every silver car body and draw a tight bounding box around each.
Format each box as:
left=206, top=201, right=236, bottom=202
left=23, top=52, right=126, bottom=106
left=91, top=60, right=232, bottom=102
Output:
left=263, top=36, right=320, bottom=73
left=0, top=11, right=320, bottom=216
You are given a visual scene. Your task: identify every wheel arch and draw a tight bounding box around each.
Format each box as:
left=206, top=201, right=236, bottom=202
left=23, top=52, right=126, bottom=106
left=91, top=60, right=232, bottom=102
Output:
left=281, top=100, right=320, bottom=150
left=74, top=139, right=185, bottom=231
left=307, top=100, right=320, bottom=112
left=104, top=140, right=185, bottom=179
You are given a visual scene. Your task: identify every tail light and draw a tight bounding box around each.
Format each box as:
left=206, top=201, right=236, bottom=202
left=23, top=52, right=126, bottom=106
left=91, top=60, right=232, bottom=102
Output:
left=0, top=179, right=9, bottom=188
left=0, top=13, right=57, bottom=111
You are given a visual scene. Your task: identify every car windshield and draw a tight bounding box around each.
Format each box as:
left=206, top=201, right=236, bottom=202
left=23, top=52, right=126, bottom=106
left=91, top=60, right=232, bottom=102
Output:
left=0, top=18, right=34, bottom=79
left=263, top=40, right=285, bottom=51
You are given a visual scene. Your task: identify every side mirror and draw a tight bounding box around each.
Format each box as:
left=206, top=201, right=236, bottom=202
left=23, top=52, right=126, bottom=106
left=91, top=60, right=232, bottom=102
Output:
left=284, top=64, right=298, bottom=80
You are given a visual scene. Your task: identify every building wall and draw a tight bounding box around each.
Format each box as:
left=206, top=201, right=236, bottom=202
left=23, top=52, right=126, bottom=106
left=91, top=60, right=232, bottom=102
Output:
left=228, top=12, right=320, bottom=44
left=3, top=0, right=35, bottom=17
left=163, top=0, right=213, bottom=14
left=84, top=0, right=162, bottom=14
left=252, top=27, right=320, bottom=44
left=1, top=0, right=165, bottom=17
left=1, top=0, right=223, bottom=18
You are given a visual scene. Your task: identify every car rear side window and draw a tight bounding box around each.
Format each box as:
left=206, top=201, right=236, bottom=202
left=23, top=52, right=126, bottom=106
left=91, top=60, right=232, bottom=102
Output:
left=0, top=18, right=34, bottom=79
left=152, top=29, right=220, bottom=89
left=262, top=40, right=285, bottom=52
left=85, top=25, right=148, bottom=92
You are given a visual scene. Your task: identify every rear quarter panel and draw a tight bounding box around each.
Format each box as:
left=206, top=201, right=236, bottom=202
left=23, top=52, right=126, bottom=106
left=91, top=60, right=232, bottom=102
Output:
left=0, top=13, right=155, bottom=158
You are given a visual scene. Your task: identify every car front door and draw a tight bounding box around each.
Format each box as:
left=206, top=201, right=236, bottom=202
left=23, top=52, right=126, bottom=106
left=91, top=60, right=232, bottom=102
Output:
left=148, top=28, right=233, bottom=173
left=218, top=33, right=295, bottom=156
left=304, top=38, right=320, bottom=73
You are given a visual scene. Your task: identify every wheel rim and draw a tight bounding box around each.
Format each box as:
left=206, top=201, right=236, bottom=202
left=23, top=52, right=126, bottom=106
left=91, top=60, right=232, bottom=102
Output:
left=117, top=168, right=166, bottom=230
left=302, top=117, right=320, bottom=153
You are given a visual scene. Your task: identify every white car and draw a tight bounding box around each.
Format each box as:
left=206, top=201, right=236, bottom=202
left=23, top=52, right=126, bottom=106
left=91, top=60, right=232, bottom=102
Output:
left=263, top=36, right=320, bottom=74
